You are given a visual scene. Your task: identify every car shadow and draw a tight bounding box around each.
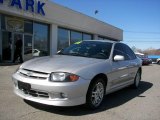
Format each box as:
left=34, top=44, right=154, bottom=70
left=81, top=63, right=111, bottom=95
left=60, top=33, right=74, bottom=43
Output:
left=142, top=64, right=152, bottom=66
left=24, top=81, right=153, bottom=116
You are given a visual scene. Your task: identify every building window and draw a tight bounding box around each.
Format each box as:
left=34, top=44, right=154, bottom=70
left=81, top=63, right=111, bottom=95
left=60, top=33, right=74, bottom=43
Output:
left=83, top=33, right=93, bottom=40
left=24, top=20, right=33, bottom=34
left=98, top=36, right=112, bottom=41
left=71, top=31, right=82, bottom=45
left=57, top=27, right=93, bottom=51
left=58, top=28, right=70, bottom=51
left=0, top=14, right=1, bottom=30
left=1, top=14, right=5, bottom=30
left=0, top=14, right=1, bottom=61
left=33, top=22, right=50, bottom=56
left=98, top=36, right=104, bottom=40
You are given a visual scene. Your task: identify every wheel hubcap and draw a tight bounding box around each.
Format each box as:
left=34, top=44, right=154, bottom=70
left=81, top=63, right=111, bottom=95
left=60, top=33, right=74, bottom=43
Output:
left=91, top=82, right=104, bottom=107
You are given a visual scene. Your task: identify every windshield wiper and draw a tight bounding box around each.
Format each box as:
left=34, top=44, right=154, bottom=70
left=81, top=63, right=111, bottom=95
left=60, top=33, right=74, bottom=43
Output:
left=68, top=53, right=86, bottom=57
left=58, top=52, right=87, bottom=57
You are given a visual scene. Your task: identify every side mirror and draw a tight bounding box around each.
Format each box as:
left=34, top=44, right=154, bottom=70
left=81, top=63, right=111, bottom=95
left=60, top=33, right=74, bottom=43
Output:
left=114, top=55, right=124, bottom=61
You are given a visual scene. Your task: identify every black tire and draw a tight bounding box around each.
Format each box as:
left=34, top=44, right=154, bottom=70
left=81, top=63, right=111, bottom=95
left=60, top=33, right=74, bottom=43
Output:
left=86, top=78, right=105, bottom=109
left=132, top=70, right=141, bottom=89
left=158, top=61, right=160, bottom=65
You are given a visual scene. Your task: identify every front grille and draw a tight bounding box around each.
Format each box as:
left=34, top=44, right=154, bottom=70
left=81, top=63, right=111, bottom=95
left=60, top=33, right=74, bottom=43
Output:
left=18, top=81, right=49, bottom=98
left=18, top=68, right=49, bottom=80
left=19, top=88, right=49, bottom=98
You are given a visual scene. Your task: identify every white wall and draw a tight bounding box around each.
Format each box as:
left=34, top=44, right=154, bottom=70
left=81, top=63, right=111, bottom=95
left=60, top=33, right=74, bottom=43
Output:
left=0, top=0, right=123, bottom=41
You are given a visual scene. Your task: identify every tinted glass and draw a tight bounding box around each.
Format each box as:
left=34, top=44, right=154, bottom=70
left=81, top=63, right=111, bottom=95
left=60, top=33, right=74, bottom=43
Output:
left=58, top=28, right=69, bottom=51
left=0, top=13, right=2, bottom=29
left=71, top=31, right=82, bottom=44
left=24, top=21, right=33, bottom=34
left=24, top=35, right=33, bottom=61
left=1, top=15, right=5, bottom=30
left=33, top=22, right=49, bottom=56
left=58, top=41, right=112, bottom=59
left=2, top=31, right=12, bottom=60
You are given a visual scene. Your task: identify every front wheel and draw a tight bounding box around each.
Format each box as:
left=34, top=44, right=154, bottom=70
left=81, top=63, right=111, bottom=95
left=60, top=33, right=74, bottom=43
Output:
left=86, top=78, right=105, bottom=109
left=132, top=70, right=141, bottom=88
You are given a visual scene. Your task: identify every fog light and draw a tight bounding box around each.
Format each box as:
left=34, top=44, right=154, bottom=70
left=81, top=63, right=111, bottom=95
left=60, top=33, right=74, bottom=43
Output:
left=50, top=92, right=68, bottom=99
left=60, top=93, right=67, bottom=98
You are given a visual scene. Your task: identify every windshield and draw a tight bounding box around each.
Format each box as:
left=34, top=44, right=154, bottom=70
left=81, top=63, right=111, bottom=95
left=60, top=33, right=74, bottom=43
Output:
left=57, top=41, right=113, bottom=59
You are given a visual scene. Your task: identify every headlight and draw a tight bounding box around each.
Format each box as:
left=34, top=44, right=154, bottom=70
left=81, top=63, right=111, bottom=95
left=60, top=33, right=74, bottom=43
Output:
left=50, top=72, right=79, bottom=82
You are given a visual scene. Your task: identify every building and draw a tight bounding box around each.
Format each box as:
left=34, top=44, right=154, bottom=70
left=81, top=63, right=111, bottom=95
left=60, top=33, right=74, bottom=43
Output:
left=0, top=0, right=123, bottom=63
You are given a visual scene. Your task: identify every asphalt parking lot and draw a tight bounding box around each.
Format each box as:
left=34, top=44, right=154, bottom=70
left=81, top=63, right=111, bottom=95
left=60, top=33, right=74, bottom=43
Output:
left=0, top=64, right=160, bottom=120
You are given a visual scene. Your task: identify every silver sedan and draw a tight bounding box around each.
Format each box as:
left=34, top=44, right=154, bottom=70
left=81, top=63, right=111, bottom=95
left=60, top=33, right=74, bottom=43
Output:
left=12, top=40, right=142, bottom=109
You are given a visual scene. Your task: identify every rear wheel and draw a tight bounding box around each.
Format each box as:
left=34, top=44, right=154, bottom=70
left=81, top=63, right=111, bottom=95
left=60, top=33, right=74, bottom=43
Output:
left=132, top=70, right=141, bottom=88
left=86, top=78, right=105, bottom=109
left=158, top=61, right=160, bottom=65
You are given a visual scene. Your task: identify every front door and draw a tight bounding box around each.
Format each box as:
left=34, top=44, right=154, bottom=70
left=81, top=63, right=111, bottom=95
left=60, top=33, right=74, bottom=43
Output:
left=2, top=31, right=12, bottom=61
left=2, top=32, right=33, bottom=62
left=13, top=33, right=23, bottom=62
left=110, top=61, right=130, bottom=88
left=2, top=32, right=23, bottom=62
left=13, top=34, right=33, bottom=62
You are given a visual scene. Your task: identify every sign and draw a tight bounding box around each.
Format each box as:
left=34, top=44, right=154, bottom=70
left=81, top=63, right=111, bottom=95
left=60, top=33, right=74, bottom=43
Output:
left=6, top=17, right=24, bottom=32
left=0, top=0, right=45, bottom=16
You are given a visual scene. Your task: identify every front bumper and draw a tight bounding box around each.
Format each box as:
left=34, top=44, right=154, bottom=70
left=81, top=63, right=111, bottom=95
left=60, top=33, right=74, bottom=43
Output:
left=12, top=73, right=90, bottom=106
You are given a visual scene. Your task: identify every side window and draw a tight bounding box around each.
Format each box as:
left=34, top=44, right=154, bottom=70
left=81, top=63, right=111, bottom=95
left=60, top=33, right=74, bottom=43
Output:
left=123, top=44, right=136, bottom=60
left=113, top=43, right=130, bottom=61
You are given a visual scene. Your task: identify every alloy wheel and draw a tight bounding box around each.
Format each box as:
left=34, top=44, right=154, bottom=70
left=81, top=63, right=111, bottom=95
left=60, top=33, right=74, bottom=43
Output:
left=91, top=82, right=104, bottom=107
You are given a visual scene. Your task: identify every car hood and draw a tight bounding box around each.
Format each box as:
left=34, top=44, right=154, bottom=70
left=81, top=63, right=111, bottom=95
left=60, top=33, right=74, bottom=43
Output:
left=21, top=55, right=104, bottom=73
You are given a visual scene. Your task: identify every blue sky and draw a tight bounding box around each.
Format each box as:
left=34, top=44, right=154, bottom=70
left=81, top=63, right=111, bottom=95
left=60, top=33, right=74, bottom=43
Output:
left=52, top=0, right=160, bottom=50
